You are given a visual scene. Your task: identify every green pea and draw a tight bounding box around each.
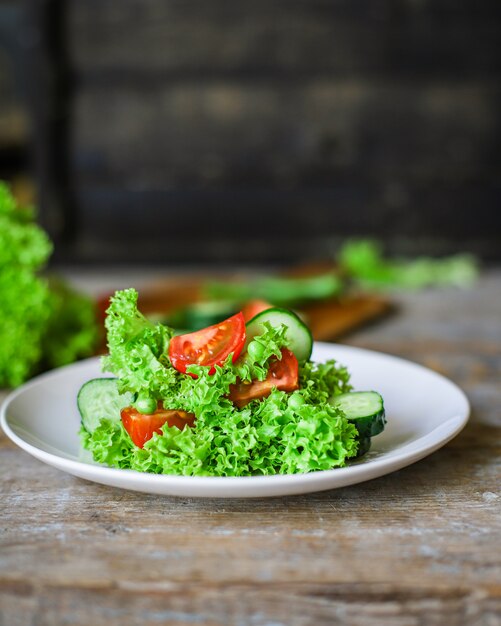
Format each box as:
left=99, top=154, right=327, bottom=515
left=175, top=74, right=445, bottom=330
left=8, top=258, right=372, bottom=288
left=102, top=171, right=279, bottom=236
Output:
left=247, top=340, right=265, bottom=361
left=134, top=394, right=157, bottom=414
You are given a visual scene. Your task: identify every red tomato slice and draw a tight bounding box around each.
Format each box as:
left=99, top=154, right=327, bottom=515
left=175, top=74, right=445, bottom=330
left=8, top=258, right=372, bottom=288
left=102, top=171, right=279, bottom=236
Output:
left=241, top=299, right=273, bottom=322
left=121, top=405, right=196, bottom=448
left=229, top=348, right=299, bottom=408
left=169, top=312, right=246, bottom=376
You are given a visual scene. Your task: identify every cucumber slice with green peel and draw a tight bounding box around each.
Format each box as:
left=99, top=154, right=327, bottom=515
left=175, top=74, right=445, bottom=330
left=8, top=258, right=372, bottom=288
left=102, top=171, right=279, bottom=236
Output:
left=355, top=435, right=372, bottom=458
left=245, top=307, right=313, bottom=363
left=77, top=378, right=134, bottom=433
left=330, top=391, right=386, bottom=438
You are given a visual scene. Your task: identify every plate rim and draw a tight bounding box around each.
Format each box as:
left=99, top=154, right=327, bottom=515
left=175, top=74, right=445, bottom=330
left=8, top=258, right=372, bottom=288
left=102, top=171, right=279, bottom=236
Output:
left=0, top=343, right=471, bottom=497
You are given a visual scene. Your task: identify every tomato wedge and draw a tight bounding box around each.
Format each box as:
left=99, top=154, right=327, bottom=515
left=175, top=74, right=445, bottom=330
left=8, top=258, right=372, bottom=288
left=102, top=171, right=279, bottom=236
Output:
left=121, top=405, right=196, bottom=448
left=229, top=348, right=299, bottom=408
left=241, top=299, right=272, bottom=322
left=168, top=312, right=246, bottom=376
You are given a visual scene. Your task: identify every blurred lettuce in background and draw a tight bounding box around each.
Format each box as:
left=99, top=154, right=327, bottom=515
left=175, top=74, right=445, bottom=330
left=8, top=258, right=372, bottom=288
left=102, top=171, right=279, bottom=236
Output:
left=0, top=183, right=99, bottom=388
left=338, top=239, right=479, bottom=290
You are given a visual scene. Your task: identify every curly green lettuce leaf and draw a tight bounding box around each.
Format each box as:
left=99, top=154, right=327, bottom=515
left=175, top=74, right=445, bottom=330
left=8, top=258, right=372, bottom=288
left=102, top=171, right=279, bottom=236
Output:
left=299, top=359, right=353, bottom=405
left=0, top=267, right=53, bottom=387
left=0, top=184, right=53, bottom=386
left=101, top=288, right=177, bottom=397
left=0, top=183, right=101, bottom=386
left=79, top=421, right=134, bottom=469
left=233, top=322, right=289, bottom=382
left=82, top=387, right=359, bottom=477
left=0, top=183, right=53, bottom=270
left=155, top=358, right=236, bottom=416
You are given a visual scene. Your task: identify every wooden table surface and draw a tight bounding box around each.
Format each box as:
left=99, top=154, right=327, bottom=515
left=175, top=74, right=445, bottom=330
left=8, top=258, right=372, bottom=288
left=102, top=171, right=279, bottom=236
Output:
left=1, top=268, right=500, bottom=626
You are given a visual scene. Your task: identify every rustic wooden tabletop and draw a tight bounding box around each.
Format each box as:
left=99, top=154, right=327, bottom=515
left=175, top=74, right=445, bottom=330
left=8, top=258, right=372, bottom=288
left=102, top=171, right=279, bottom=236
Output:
left=1, top=269, right=500, bottom=626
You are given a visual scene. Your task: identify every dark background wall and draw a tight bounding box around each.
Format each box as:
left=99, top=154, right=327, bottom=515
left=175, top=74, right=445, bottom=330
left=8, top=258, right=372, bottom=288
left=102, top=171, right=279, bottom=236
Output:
left=3, top=0, right=501, bottom=264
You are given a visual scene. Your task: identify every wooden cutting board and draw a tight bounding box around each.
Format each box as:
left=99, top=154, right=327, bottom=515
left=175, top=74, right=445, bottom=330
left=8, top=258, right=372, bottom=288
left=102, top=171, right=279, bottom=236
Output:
left=133, top=265, right=393, bottom=341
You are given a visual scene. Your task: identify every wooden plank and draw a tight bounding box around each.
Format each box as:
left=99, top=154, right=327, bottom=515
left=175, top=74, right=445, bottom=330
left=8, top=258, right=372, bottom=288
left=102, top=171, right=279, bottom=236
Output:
left=70, top=81, right=501, bottom=188
left=65, top=184, right=501, bottom=265
left=64, top=75, right=501, bottom=263
left=0, top=419, right=500, bottom=625
left=66, top=0, right=501, bottom=78
left=1, top=580, right=500, bottom=625
left=0, top=269, right=500, bottom=625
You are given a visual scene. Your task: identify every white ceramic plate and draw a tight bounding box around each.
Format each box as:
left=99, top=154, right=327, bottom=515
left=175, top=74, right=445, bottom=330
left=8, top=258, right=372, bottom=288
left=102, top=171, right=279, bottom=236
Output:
left=0, top=343, right=469, bottom=498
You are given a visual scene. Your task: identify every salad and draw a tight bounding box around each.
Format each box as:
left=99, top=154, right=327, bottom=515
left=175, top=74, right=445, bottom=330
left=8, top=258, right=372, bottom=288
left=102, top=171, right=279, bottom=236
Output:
left=78, top=288, right=386, bottom=476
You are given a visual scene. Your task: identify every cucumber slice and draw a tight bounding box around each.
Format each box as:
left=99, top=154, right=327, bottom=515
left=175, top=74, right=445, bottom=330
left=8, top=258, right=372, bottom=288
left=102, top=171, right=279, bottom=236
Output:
left=184, top=300, right=240, bottom=329
left=355, top=435, right=372, bottom=458
left=77, top=378, right=134, bottom=433
left=245, top=307, right=313, bottom=363
left=162, top=300, right=240, bottom=331
left=330, top=391, right=386, bottom=438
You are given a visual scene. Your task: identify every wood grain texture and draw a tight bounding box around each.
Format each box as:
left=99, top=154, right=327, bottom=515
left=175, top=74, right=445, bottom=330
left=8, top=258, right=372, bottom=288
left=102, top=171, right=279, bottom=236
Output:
left=68, top=184, right=501, bottom=265
left=68, top=79, right=501, bottom=261
left=71, top=81, right=500, bottom=188
left=67, top=0, right=501, bottom=78
left=1, top=269, right=500, bottom=626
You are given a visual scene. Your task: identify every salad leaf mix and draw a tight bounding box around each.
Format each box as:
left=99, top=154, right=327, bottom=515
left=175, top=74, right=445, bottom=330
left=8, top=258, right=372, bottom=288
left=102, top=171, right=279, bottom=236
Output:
left=80, top=288, right=385, bottom=477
